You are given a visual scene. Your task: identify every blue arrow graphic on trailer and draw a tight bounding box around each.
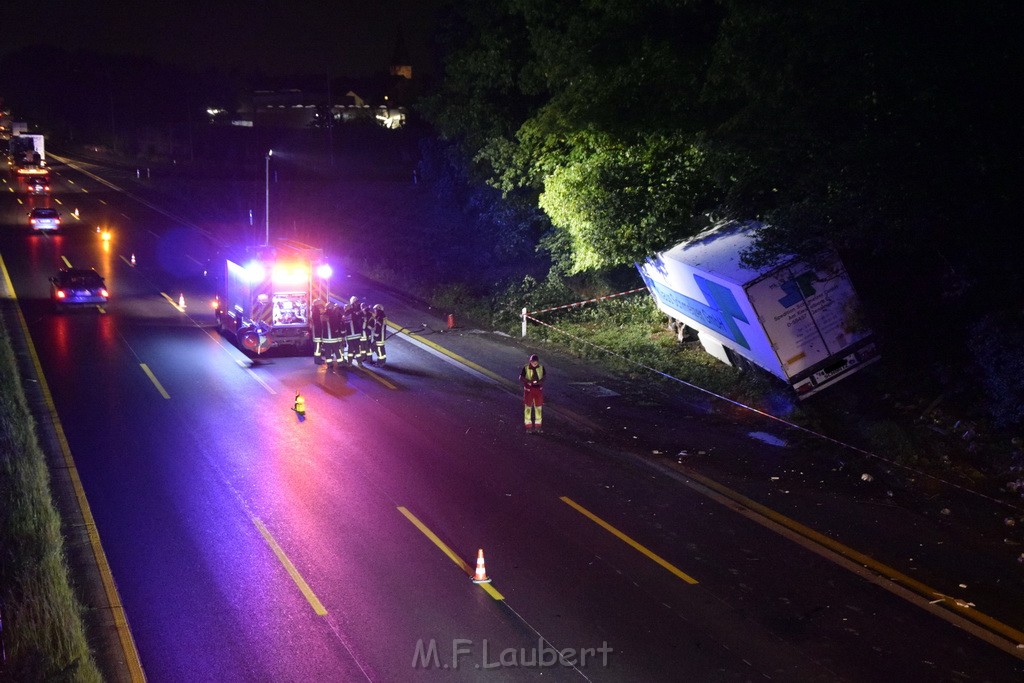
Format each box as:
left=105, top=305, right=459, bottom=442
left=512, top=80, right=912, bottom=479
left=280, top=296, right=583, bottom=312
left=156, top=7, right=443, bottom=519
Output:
left=638, top=268, right=751, bottom=349
left=693, top=275, right=750, bottom=350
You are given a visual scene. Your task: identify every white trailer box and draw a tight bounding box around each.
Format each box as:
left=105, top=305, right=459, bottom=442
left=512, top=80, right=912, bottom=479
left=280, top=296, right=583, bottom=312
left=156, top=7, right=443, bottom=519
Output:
left=638, top=220, right=879, bottom=398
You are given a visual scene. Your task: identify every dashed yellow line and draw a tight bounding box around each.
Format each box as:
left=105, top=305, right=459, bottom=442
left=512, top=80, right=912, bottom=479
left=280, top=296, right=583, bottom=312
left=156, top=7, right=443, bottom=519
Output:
left=139, top=363, right=170, bottom=399
left=560, top=496, right=699, bottom=585
left=252, top=518, right=327, bottom=615
left=398, top=506, right=505, bottom=600
left=61, top=255, right=72, bottom=268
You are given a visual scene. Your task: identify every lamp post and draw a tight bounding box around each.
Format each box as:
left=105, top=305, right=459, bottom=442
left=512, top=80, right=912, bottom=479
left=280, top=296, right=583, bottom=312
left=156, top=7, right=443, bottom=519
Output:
left=264, top=149, right=273, bottom=245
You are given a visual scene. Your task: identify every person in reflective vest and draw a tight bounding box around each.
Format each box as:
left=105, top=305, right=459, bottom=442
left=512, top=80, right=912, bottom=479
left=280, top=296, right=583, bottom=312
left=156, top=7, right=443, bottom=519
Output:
left=519, top=354, right=545, bottom=433
left=310, top=298, right=326, bottom=365
left=368, top=304, right=387, bottom=365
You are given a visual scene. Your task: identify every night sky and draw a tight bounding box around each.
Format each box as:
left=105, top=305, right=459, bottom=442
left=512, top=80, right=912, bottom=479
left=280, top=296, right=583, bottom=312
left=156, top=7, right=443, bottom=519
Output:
left=2, top=0, right=442, bottom=77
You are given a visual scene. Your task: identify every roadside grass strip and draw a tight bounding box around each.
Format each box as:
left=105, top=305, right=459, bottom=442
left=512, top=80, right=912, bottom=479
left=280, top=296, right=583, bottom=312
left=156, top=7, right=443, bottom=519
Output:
left=0, top=324, right=104, bottom=681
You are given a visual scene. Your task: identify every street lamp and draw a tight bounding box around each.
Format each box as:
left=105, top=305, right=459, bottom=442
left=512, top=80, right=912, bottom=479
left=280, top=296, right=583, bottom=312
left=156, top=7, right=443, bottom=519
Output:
left=264, top=149, right=273, bottom=245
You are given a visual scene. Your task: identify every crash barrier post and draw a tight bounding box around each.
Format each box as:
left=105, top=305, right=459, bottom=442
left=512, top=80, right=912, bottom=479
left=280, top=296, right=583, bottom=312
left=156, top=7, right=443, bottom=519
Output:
left=521, top=287, right=648, bottom=337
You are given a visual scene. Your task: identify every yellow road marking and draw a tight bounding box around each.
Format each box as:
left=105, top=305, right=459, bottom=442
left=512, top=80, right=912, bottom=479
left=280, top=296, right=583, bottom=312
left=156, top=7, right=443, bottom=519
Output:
left=99, top=199, right=108, bottom=205
left=82, top=187, right=89, bottom=193
left=61, top=255, right=72, bottom=268
left=68, top=179, right=75, bottom=184
left=17, top=197, right=23, bottom=203
left=560, top=496, right=699, bottom=585
left=390, top=323, right=510, bottom=387
left=252, top=518, right=328, bottom=615
left=54, top=197, right=63, bottom=205
left=674, top=467, right=1024, bottom=648
left=355, top=364, right=397, bottom=389
left=0, top=254, right=146, bottom=681
left=160, top=291, right=185, bottom=312
left=139, top=363, right=170, bottom=399
left=397, top=506, right=505, bottom=600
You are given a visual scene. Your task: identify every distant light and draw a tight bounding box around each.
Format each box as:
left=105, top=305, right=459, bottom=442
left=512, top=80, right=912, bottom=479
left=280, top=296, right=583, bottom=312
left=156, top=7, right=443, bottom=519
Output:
left=271, top=263, right=308, bottom=286
left=316, top=264, right=333, bottom=279
left=245, top=261, right=267, bottom=283
left=206, top=107, right=226, bottom=116
left=267, top=149, right=274, bottom=157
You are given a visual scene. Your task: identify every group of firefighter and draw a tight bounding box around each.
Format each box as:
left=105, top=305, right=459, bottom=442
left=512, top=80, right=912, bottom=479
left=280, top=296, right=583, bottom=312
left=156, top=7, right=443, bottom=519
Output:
left=311, top=296, right=387, bottom=370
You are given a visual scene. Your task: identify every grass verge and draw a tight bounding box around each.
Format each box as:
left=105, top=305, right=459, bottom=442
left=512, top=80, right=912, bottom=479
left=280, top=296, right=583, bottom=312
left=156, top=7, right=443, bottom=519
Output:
left=0, top=323, right=102, bottom=681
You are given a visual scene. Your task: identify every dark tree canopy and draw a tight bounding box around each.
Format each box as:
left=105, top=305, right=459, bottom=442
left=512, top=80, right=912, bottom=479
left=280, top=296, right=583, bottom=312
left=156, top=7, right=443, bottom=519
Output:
left=425, top=0, right=1024, bottom=421
left=427, top=0, right=1021, bottom=278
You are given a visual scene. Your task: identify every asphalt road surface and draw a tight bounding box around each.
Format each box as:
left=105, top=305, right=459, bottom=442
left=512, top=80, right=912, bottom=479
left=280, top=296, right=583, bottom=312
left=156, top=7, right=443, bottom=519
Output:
left=2, top=157, right=1022, bottom=681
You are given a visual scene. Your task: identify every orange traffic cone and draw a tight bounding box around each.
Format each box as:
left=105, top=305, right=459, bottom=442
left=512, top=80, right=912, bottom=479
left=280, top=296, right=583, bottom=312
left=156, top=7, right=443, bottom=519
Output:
left=472, top=548, right=491, bottom=584
left=447, top=313, right=456, bottom=330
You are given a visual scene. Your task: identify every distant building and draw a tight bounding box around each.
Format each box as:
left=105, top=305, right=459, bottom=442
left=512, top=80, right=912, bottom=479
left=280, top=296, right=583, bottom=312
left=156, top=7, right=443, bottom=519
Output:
left=390, top=29, right=412, bottom=80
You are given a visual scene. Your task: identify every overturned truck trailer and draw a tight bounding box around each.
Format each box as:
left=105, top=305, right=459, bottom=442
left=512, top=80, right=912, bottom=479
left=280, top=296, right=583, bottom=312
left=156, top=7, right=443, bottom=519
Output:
left=638, top=221, right=879, bottom=398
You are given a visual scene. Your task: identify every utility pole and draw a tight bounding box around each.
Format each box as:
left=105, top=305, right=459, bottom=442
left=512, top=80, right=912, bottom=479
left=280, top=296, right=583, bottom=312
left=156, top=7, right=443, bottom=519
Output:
left=265, top=149, right=273, bottom=245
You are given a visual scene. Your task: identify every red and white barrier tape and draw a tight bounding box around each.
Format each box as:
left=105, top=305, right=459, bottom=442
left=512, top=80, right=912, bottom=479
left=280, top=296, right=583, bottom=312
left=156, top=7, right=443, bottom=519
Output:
left=527, top=287, right=648, bottom=317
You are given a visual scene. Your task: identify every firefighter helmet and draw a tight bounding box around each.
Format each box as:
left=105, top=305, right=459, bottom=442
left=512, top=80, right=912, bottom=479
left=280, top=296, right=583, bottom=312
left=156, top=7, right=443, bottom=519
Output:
left=349, top=295, right=358, bottom=304
left=373, top=304, right=383, bottom=311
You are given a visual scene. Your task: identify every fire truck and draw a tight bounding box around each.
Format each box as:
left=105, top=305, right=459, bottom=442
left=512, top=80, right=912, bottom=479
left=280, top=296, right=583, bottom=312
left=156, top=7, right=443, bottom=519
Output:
left=214, top=240, right=332, bottom=355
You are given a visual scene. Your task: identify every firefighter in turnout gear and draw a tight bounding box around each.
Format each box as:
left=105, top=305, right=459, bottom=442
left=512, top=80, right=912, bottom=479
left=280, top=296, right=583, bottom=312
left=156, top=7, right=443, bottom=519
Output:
left=311, top=298, right=327, bottom=365
left=344, top=296, right=365, bottom=365
left=368, top=304, right=387, bottom=365
left=321, top=302, right=344, bottom=370
left=359, top=302, right=372, bottom=364
left=519, top=354, right=545, bottom=433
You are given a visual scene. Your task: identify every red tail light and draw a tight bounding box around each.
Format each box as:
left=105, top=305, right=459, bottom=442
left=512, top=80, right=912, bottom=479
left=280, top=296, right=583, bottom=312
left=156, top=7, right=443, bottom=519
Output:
left=56, top=290, right=66, bottom=299
left=30, top=218, right=36, bottom=224
left=99, top=288, right=109, bottom=298
left=55, top=219, right=61, bottom=224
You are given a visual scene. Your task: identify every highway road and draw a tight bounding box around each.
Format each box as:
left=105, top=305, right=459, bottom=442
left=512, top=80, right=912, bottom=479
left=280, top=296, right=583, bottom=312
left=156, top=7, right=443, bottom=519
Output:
left=2, top=157, right=1022, bottom=681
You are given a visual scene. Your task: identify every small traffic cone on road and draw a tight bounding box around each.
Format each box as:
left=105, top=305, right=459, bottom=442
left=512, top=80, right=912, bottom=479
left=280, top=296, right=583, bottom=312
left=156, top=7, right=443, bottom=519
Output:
left=293, top=392, right=306, bottom=417
left=472, top=548, right=491, bottom=584
left=447, top=313, right=456, bottom=330
left=130, top=253, right=136, bottom=266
